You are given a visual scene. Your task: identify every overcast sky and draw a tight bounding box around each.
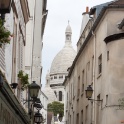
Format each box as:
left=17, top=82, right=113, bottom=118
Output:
left=42, top=0, right=112, bottom=88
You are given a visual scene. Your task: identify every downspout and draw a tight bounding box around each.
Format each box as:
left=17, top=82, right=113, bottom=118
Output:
left=92, top=30, right=96, bottom=124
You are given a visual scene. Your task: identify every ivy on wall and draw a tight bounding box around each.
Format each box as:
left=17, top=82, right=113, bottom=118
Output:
left=18, top=70, right=29, bottom=90
left=0, top=19, right=12, bottom=47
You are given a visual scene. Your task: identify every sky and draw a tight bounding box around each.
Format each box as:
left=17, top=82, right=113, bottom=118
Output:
left=42, top=0, right=112, bottom=88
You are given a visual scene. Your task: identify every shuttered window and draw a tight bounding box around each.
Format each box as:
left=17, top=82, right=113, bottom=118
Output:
left=0, top=46, right=5, bottom=71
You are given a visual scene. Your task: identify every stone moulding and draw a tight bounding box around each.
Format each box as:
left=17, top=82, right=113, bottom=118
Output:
left=104, top=33, right=124, bottom=44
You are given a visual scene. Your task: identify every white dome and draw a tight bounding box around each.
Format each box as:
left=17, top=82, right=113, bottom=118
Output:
left=42, top=85, right=57, bottom=103
left=50, top=45, right=76, bottom=74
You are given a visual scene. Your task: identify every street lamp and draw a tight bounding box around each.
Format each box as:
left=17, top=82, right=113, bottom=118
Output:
left=0, top=0, right=12, bottom=20
left=10, top=83, right=18, bottom=89
left=0, top=0, right=12, bottom=14
left=85, top=85, right=93, bottom=99
left=34, top=111, right=43, bottom=124
left=28, top=81, right=40, bottom=100
left=34, top=103, right=43, bottom=110
left=85, top=85, right=102, bottom=101
left=58, top=113, right=63, bottom=122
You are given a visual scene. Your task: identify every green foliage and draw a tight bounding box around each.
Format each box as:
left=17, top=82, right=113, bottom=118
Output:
left=18, top=70, right=29, bottom=90
left=0, top=19, right=11, bottom=46
left=47, top=101, right=64, bottom=116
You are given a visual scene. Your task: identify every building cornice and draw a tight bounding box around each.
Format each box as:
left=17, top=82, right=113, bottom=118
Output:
left=104, top=33, right=124, bottom=43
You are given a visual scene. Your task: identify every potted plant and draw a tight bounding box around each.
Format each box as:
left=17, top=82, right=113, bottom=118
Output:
left=18, top=70, right=29, bottom=90
left=0, top=19, right=12, bottom=47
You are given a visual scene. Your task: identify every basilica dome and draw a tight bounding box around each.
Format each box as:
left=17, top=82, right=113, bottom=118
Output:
left=50, top=45, right=76, bottom=74
left=43, top=23, right=76, bottom=104
left=50, top=23, right=76, bottom=75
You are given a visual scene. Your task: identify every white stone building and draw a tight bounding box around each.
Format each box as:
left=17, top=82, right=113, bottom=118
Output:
left=64, top=0, right=124, bottom=124
left=40, top=91, right=48, bottom=124
left=25, top=0, right=48, bottom=87
left=43, top=23, right=76, bottom=104
left=0, top=0, right=31, bottom=123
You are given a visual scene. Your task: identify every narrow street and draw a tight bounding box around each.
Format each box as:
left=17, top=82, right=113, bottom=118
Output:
left=0, top=0, right=124, bottom=124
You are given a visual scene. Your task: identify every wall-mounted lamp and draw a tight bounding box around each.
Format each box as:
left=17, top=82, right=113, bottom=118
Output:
left=34, top=110, right=43, bottom=124
left=10, top=83, right=18, bottom=89
left=0, top=0, right=12, bottom=20
left=58, top=113, right=63, bottom=122
left=28, top=81, right=40, bottom=100
left=34, top=103, right=43, bottom=110
left=85, top=85, right=102, bottom=101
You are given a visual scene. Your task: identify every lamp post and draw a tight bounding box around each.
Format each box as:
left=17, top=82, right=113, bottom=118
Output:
left=58, top=113, right=63, bottom=122
left=25, top=81, right=41, bottom=124
left=0, top=0, right=12, bottom=20
left=85, top=85, right=93, bottom=100
left=28, top=81, right=40, bottom=100
left=85, top=85, right=102, bottom=101
left=34, top=111, right=43, bottom=124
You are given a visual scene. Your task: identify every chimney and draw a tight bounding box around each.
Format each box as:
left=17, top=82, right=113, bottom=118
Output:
left=86, top=6, right=89, bottom=13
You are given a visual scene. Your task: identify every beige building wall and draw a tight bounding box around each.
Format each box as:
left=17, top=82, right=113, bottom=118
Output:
left=64, top=1, right=124, bottom=124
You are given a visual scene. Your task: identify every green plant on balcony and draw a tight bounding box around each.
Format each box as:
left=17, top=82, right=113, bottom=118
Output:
left=0, top=19, right=12, bottom=47
left=18, top=70, right=29, bottom=90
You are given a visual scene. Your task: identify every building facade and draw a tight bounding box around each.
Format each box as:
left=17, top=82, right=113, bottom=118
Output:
left=0, top=0, right=48, bottom=123
left=64, top=0, right=124, bottom=124
left=43, top=23, right=76, bottom=104
left=0, top=0, right=30, bottom=123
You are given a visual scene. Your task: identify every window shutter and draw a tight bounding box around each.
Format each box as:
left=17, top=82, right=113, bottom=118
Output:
left=0, top=46, right=5, bottom=71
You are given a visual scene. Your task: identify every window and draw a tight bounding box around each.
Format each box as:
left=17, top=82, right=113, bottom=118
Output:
left=59, top=75, right=63, bottom=79
left=106, top=95, right=108, bottom=105
left=54, top=91, right=57, bottom=97
left=98, top=54, right=102, bottom=74
left=51, top=77, right=53, bottom=80
left=71, top=84, right=72, bottom=100
left=54, top=75, right=57, bottom=79
left=59, top=91, right=62, bottom=101
left=87, top=61, right=90, bottom=70
left=73, top=112, right=75, bottom=124
left=81, top=110, right=83, bottom=124
left=107, top=51, right=109, bottom=61
left=66, top=92, right=68, bottom=109
left=96, top=94, right=100, bottom=124
left=91, top=56, right=94, bottom=81
left=66, top=35, right=71, bottom=40
left=77, top=76, right=80, bottom=97
left=85, top=105, right=88, bottom=123
left=76, top=113, right=79, bottom=124
left=82, top=70, right=84, bottom=92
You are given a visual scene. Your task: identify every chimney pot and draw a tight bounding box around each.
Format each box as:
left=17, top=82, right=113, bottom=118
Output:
left=86, top=6, right=89, bottom=13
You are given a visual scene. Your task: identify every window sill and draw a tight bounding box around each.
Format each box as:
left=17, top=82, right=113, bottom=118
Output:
left=97, top=73, right=102, bottom=79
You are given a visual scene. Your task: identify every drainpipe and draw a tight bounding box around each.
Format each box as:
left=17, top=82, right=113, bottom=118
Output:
left=92, top=30, right=96, bottom=124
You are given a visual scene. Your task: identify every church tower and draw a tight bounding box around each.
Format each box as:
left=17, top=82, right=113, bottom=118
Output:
left=43, top=23, right=76, bottom=103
